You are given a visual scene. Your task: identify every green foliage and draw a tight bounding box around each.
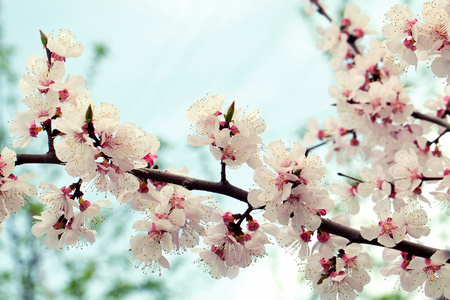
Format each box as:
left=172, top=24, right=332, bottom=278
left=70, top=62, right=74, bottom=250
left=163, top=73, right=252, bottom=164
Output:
left=105, top=278, right=166, bottom=300
left=64, top=261, right=97, bottom=299
left=0, top=271, right=12, bottom=299
left=86, top=43, right=109, bottom=85
left=374, top=293, right=407, bottom=300
left=0, top=42, right=15, bottom=83
left=106, top=281, right=134, bottom=299
left=94, top=43, right=108, bottom=59
left=0, top=22, right=16, bottom=84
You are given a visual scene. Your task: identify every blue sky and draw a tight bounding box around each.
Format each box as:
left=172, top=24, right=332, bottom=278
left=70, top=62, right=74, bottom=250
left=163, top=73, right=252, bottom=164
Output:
left=2, top=0, right=342, bottom=190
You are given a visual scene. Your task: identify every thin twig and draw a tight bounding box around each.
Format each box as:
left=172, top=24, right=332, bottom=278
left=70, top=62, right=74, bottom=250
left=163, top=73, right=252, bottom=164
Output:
left=422, top=176, right=444, bottom=182
left=221, top=161, right=227, bottom=183
left=309, top=0, right=360, bottom=55
left=43, top=119, right=54, bottom=153
left=429, top=129, right=449, bottom=145
left=305, top=140, right=329, bottom=156
left=236, top=205, right=254, bottom=228
left=310, top=0, right=332, bottom=22
left=337, top=172, right=364, bottom=183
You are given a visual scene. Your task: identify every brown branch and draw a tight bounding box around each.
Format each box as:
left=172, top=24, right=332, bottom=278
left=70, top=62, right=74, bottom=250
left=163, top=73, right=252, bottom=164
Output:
left=42, top=119, right=54, bottom=153
left=14, top=151, right=448, bottom=263
left=318, top=218, right=450, bottom=262
left=16, top=152, right=63, bottom=166
left=337, top=172, right=364, bottom=183
left=305, top=140, right=329, bottom=156
left=130, top=168, right=249, bottom=204
left=429, top=129, right=449, bottom=145
left=221, top=161, right=227, bottom=183
left=236, top=205, right=254, bottom=228
left=310, top=0, right=332, bottom=23
left=412, top=111, right=450, bottom=131
left=422, top=176, right=444, bottom=182
left=130, top=167, right=448, bottom=263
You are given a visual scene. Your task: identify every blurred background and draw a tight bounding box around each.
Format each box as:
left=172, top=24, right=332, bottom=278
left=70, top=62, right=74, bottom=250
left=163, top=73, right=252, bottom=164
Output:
left=0, top=0, right=442, bottom=299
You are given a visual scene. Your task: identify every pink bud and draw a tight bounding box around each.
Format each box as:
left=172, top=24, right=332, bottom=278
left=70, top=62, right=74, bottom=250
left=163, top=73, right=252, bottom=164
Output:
left=29, top=121, right=43, bottom=138
left=222, top=212, right=234, bottom=225
left=59, top=89, right=70, bottom=102
left=354, top=28, right=364, bottom=38
left=342, top=18, right=351, bottom=27
left=79, top=199, right=91, bottom=212
left=247, top=219, right=260, bottom=231
left=317, top=231, right=330, bottom=243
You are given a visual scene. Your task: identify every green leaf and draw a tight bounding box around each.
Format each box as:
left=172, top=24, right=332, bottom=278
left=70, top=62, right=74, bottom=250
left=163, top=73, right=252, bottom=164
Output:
left=39, top=30, right=48, bottom=48
left=224, top=101, right=235, bottom=124
left=85, top=105, right=93, bottom=123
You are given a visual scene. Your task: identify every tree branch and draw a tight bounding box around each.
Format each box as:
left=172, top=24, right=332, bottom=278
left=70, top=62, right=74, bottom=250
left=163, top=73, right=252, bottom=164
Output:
left=16, top=152, right=63, bottom=166
left=42, top=119, right=55, bottom=153
left=15, top=151, right=448, bottom=263
left=236, top=205, right=254, bottom=228
left=319, top=218, right=449, bottom=262
left=130, top=168, right=249, bottom=204
left=131, top=167, right=448, bottom=263
left=411, top=111, right=450, bottom=131
left=221, top=161, right=227, bottom=183
left=310, top=0, right=332, bottom=23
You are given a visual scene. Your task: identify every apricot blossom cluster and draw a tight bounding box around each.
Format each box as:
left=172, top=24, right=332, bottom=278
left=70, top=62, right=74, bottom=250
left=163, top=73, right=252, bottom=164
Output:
left=382, top=1, right=450, bottom=82
left=302, top=0, right=450, bottom=298
left=186, top=94, right=266, bottom=169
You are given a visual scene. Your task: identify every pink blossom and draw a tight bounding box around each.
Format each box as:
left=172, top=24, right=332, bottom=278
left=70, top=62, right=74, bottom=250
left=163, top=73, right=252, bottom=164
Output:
left=390, top=149, right=423, bottom=191
left=19, top=54, right=65, bottom=95
left=39, top=182, right=78, bottom=220
left=130, top=220, right=174, bottom=274
left=47, top=29, right=84, bottom=59
left=406, top=250, right=450, bottom=298
left=277, top=225, right=313, bottom=258
left=360, top=200, right=406, bottom=247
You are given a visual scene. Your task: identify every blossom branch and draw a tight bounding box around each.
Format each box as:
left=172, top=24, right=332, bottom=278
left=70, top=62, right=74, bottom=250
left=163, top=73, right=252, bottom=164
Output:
left=16, top=152, right=63, bottom=166
left=130, top=168, right=249, bottom=204
left=411, top=111, right=450, bottom=131
left=422, top=176, right=444, bottom=182
left=130, top=167, right=448, bottom=263
left=310, top=0, right=361, bottom=55
left=337, top=172, right=364, bottom=183
left=305, top=140, right=330, bottom=156
left=429, top=129, right=449, bottom=145
left=13, top=150, right=447, bottom=262
left=15, top=150, right=448, bottom=263
left=319, top=218, right=450, bottom=263
left=236, top=205, right=254, bottom=228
